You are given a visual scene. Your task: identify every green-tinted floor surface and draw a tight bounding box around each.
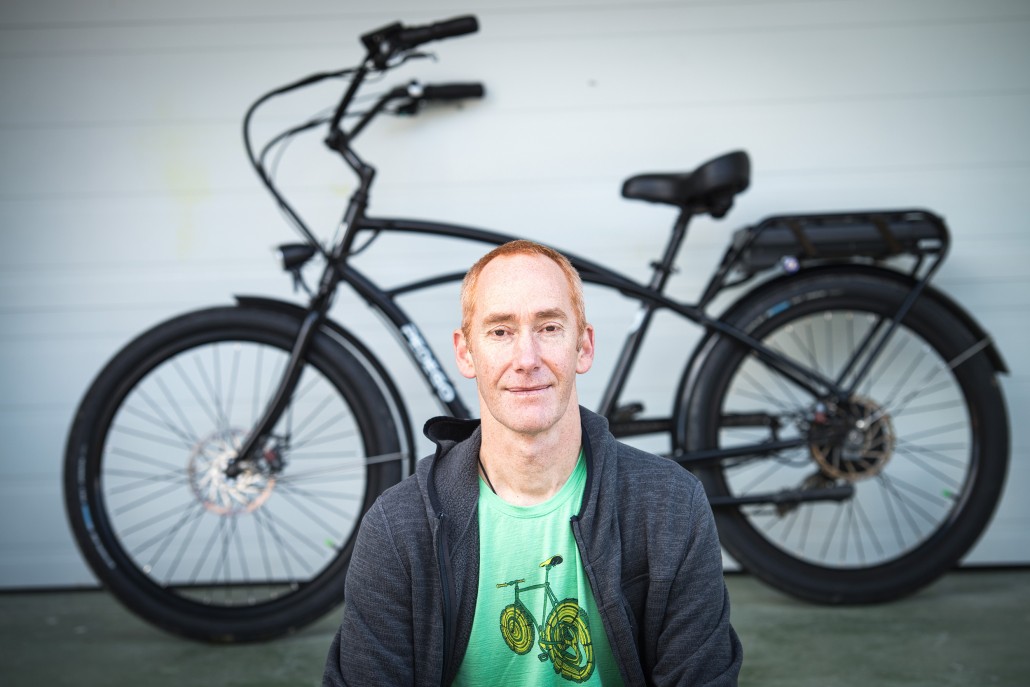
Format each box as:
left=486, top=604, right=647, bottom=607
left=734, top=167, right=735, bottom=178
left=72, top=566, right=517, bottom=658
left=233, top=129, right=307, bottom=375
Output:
left=1, top=569, right=1027, bottom=686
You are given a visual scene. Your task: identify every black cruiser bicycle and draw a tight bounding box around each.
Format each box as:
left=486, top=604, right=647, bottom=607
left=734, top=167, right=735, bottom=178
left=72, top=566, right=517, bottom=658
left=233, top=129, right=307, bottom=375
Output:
left=64, top=15, right=1010, bottom=642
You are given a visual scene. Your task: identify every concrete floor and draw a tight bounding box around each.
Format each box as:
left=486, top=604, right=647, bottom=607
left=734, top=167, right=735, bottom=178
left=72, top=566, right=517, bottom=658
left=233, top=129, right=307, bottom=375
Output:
left=1, top=569, right=1027, bottom=686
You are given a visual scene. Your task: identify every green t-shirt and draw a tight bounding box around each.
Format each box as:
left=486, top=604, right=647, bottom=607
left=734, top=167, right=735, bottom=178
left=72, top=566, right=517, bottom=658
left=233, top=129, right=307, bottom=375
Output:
left=453, top=453, right=623, bottom=686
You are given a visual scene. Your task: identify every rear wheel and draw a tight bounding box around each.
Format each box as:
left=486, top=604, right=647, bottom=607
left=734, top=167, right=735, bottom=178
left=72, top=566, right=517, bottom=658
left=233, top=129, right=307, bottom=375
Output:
left=684, top=272, right=1008, bottom=603
left=64, top=306, right=402, bottom=641
left=545, top=599, right=594, bottom=682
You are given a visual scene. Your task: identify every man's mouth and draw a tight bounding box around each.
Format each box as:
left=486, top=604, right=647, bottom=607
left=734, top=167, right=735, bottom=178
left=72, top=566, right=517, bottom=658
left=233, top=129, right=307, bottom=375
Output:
left=507, top=384, right=550, bottom=394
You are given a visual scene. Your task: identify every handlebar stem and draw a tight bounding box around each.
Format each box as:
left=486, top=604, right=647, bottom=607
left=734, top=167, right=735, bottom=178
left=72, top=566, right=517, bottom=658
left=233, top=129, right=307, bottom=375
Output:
left=328, top=61, right=371, bottom=133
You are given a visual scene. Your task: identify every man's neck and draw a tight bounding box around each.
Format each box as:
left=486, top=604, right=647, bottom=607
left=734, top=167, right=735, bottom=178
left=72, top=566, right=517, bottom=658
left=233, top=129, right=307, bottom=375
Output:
left=478, top=412, right=582, bottom=507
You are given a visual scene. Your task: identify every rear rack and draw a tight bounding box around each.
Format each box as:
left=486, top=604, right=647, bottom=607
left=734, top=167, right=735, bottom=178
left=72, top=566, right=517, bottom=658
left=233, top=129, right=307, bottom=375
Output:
left=730, top=209, right=948, bottom=276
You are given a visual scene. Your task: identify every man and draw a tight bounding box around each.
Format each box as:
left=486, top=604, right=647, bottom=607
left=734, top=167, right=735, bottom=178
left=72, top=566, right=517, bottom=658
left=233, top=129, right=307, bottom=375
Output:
left=323, top=240, right=742, bottom=686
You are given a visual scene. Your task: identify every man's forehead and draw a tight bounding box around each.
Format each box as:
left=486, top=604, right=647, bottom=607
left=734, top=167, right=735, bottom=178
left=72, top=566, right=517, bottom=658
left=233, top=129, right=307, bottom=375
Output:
left=478, top=253, right=564, bottom=286
left=476, top=255, right=567, bottom=295
left=471, top=254, right=573, bottom=320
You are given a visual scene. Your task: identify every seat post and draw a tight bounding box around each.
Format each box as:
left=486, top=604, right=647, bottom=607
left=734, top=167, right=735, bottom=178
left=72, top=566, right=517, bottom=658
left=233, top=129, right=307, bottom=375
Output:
left=647, top=209, right=692, bottom=294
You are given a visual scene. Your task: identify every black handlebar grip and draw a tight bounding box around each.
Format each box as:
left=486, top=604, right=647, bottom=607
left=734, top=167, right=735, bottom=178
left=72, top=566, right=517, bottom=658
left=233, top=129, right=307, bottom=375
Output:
left=422, top=83, right=485, bottom=101
left=397, top=15, right=478, bottom=49
left=431, top=15, right=479, bottom=39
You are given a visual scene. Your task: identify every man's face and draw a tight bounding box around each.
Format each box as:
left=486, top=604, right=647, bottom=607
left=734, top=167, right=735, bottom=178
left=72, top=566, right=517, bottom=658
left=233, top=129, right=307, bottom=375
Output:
left=454, top=253, right=594, bottom=438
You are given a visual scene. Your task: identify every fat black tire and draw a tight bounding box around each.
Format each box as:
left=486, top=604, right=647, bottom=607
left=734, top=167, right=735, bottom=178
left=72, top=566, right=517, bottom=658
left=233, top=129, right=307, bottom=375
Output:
left=684, top=271, right=1008, bottom=603
left=64, top=306, right=402, bottom=641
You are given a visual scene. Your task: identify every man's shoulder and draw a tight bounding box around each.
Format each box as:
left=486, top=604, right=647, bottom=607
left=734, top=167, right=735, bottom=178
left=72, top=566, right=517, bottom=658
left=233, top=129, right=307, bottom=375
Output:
left=598, top=439, right=709, bottom=534
left=611, top=440, right=701, bottom=490
left=366, top=473, right=431, bottom=527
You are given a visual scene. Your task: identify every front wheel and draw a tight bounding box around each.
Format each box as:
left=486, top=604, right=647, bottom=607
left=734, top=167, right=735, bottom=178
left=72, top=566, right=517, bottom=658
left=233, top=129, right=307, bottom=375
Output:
left=64, top=306, right=403, bottom=641
left=499, top=602, right=535, bottom=655
left=684, top=271, right=1008, bottom=603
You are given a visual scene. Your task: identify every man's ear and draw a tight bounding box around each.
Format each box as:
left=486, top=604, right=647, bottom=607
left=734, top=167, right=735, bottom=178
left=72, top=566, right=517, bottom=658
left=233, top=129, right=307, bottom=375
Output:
left=576, top=324, right=596, bottom=375
left=454, top=329, right=477, bottom=379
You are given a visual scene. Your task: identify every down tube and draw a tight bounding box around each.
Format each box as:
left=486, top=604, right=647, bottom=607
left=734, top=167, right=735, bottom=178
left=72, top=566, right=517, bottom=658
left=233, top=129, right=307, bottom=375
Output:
left=340, top=264, right=473, bottom=419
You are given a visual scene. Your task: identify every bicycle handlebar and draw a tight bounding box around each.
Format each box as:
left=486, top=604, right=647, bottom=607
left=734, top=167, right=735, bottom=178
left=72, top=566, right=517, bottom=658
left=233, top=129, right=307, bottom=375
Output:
left=421, top=82, right=485, bottom=101
left=398, top=16, right=478, bottom=50
left=361, top=15, right=478, bottom=66
left=251, top=16, right=482, bottom=250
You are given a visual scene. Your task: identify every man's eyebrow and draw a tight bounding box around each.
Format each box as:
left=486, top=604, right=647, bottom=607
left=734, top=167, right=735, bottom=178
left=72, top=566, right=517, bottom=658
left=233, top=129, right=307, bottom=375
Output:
left=479, top=308, right=569, bottom=327
left=480, top=312, right=515, bottom=327
left=534, top=308, right=568, bottom=322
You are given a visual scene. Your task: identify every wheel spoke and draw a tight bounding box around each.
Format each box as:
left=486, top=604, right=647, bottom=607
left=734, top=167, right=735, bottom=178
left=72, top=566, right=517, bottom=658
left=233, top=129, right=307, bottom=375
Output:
left=287, top=431, right=359, bottom=452
left=128, top=387, right=199, bottom=447
left=276, top=481, right=361, bottom=518
left=155, top=373, right=201, bottom=446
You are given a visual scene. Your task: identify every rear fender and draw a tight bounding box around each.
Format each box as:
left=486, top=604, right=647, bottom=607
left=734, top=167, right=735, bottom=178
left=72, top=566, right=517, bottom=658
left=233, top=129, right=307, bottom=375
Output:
left=770, top=264, right=1007, bottom=373
left=671, top=263, right=1007, bottom=449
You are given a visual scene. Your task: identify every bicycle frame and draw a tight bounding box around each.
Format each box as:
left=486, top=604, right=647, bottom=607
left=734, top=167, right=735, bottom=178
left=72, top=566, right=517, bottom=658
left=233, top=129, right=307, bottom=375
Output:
left=505, top=571, right=560, bottom=635
left=239, top=204, right=911, bottom=508
left=230, top=32, right=955, bottom=510
left=348, top=215, right=853, bottom=423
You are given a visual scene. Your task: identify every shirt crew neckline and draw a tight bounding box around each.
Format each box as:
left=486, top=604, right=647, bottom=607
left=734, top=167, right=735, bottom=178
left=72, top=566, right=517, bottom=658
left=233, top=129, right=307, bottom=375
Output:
left=478, top=451, right=585, bottom=519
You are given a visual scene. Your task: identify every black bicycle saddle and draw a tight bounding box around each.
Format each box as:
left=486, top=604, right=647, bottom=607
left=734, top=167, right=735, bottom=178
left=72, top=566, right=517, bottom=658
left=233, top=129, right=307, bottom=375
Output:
left=621, top=150, right=750, bottom=218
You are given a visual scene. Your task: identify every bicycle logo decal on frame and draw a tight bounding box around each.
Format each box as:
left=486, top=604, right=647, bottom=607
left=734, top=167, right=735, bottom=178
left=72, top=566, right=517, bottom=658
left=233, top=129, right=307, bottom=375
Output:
left=496, top=554, right=595, bottom=683
left=400, top=323, right=457, bottom=402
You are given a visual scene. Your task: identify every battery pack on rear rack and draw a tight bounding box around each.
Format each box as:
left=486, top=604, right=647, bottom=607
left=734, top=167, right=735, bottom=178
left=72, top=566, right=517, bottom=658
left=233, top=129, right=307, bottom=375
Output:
left=731, top=209, right=948, bottom=276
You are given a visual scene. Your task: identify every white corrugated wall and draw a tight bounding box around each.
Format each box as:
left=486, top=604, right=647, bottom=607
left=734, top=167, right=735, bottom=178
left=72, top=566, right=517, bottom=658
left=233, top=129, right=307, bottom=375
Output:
left=1, top=0, right=1027, bottom=587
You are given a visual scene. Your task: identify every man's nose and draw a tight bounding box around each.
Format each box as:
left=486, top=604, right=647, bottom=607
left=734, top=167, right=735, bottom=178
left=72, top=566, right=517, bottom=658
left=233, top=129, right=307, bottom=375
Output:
left=512, top=330, right=541, bottom=371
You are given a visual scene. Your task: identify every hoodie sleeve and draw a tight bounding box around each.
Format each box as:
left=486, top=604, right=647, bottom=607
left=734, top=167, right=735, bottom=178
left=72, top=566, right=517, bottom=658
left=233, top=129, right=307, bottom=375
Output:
left=652, top=479, right=743, bottom=686
left=322, top=499, right=416, bottom=686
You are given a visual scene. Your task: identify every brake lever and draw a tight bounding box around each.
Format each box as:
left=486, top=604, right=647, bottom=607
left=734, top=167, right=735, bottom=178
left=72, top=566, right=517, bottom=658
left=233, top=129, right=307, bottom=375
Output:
left=394, top=100, right=420, bottom=116
left=380, top=50, right=436, bottom=71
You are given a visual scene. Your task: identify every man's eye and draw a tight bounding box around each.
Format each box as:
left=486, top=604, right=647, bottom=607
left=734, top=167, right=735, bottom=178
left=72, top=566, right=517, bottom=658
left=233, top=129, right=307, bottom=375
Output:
left=490, top=329, right=508, bottom=338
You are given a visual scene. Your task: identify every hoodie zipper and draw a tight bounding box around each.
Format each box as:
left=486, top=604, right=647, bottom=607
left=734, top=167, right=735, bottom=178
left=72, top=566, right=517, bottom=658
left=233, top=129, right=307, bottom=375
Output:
left=435, top=511, right=456, bottom=685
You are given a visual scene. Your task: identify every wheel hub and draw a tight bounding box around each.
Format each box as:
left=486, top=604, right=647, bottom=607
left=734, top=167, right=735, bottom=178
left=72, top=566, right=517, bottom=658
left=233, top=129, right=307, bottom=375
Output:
left=810, top=395, right=895, bottom=481
left=187, top=429, right=275, bottom=515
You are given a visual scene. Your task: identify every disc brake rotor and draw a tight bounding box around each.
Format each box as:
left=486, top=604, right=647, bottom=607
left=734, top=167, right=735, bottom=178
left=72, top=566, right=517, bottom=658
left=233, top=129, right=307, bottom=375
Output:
left=187, top=428, right=276, bottom=515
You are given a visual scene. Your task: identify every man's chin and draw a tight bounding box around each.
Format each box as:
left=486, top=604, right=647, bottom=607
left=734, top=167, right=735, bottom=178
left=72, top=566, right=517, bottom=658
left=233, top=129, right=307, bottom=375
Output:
left=486, top=406, right=569, bottom=438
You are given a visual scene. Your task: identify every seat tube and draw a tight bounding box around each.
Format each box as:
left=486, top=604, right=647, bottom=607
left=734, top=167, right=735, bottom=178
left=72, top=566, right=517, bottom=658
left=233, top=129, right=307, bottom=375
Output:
left=597, top=211, right=690, bottom=417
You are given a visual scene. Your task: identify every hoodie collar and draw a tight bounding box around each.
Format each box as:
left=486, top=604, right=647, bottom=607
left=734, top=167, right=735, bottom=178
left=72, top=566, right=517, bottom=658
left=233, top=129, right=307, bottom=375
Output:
left=421, top=409, right=603, bottom=522
left=422, top=416, right=482, bottom=521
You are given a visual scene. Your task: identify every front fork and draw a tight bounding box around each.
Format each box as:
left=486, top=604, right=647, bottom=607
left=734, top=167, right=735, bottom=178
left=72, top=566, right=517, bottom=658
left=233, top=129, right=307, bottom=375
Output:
left=225, top=267, right=337, bottom=477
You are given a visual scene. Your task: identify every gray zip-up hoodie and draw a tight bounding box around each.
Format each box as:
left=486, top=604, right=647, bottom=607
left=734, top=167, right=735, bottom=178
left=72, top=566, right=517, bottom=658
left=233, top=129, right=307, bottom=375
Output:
left=323, top=407, right=742, bottom=686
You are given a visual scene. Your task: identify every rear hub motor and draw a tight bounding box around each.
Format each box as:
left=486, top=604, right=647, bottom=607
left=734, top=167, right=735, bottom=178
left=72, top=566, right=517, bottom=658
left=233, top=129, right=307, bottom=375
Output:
left=810, top=395, right=895, bottom=481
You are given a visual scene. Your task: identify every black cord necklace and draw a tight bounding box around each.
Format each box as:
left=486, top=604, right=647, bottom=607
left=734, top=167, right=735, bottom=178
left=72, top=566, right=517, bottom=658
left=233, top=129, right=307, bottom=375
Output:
left=478, top=456, right=497, bottom=494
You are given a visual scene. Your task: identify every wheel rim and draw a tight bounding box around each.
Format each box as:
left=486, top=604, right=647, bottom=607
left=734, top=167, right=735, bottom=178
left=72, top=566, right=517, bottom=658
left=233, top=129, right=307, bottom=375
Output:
left=97, top=337, right=376, bottom=609
left=712, top=308, right=974, bottom=569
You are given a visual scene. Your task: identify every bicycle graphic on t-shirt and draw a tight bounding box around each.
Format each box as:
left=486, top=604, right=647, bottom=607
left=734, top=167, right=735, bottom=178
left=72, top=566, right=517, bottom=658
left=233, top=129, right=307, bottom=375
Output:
left=496, top=554, right=595, bottom=683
